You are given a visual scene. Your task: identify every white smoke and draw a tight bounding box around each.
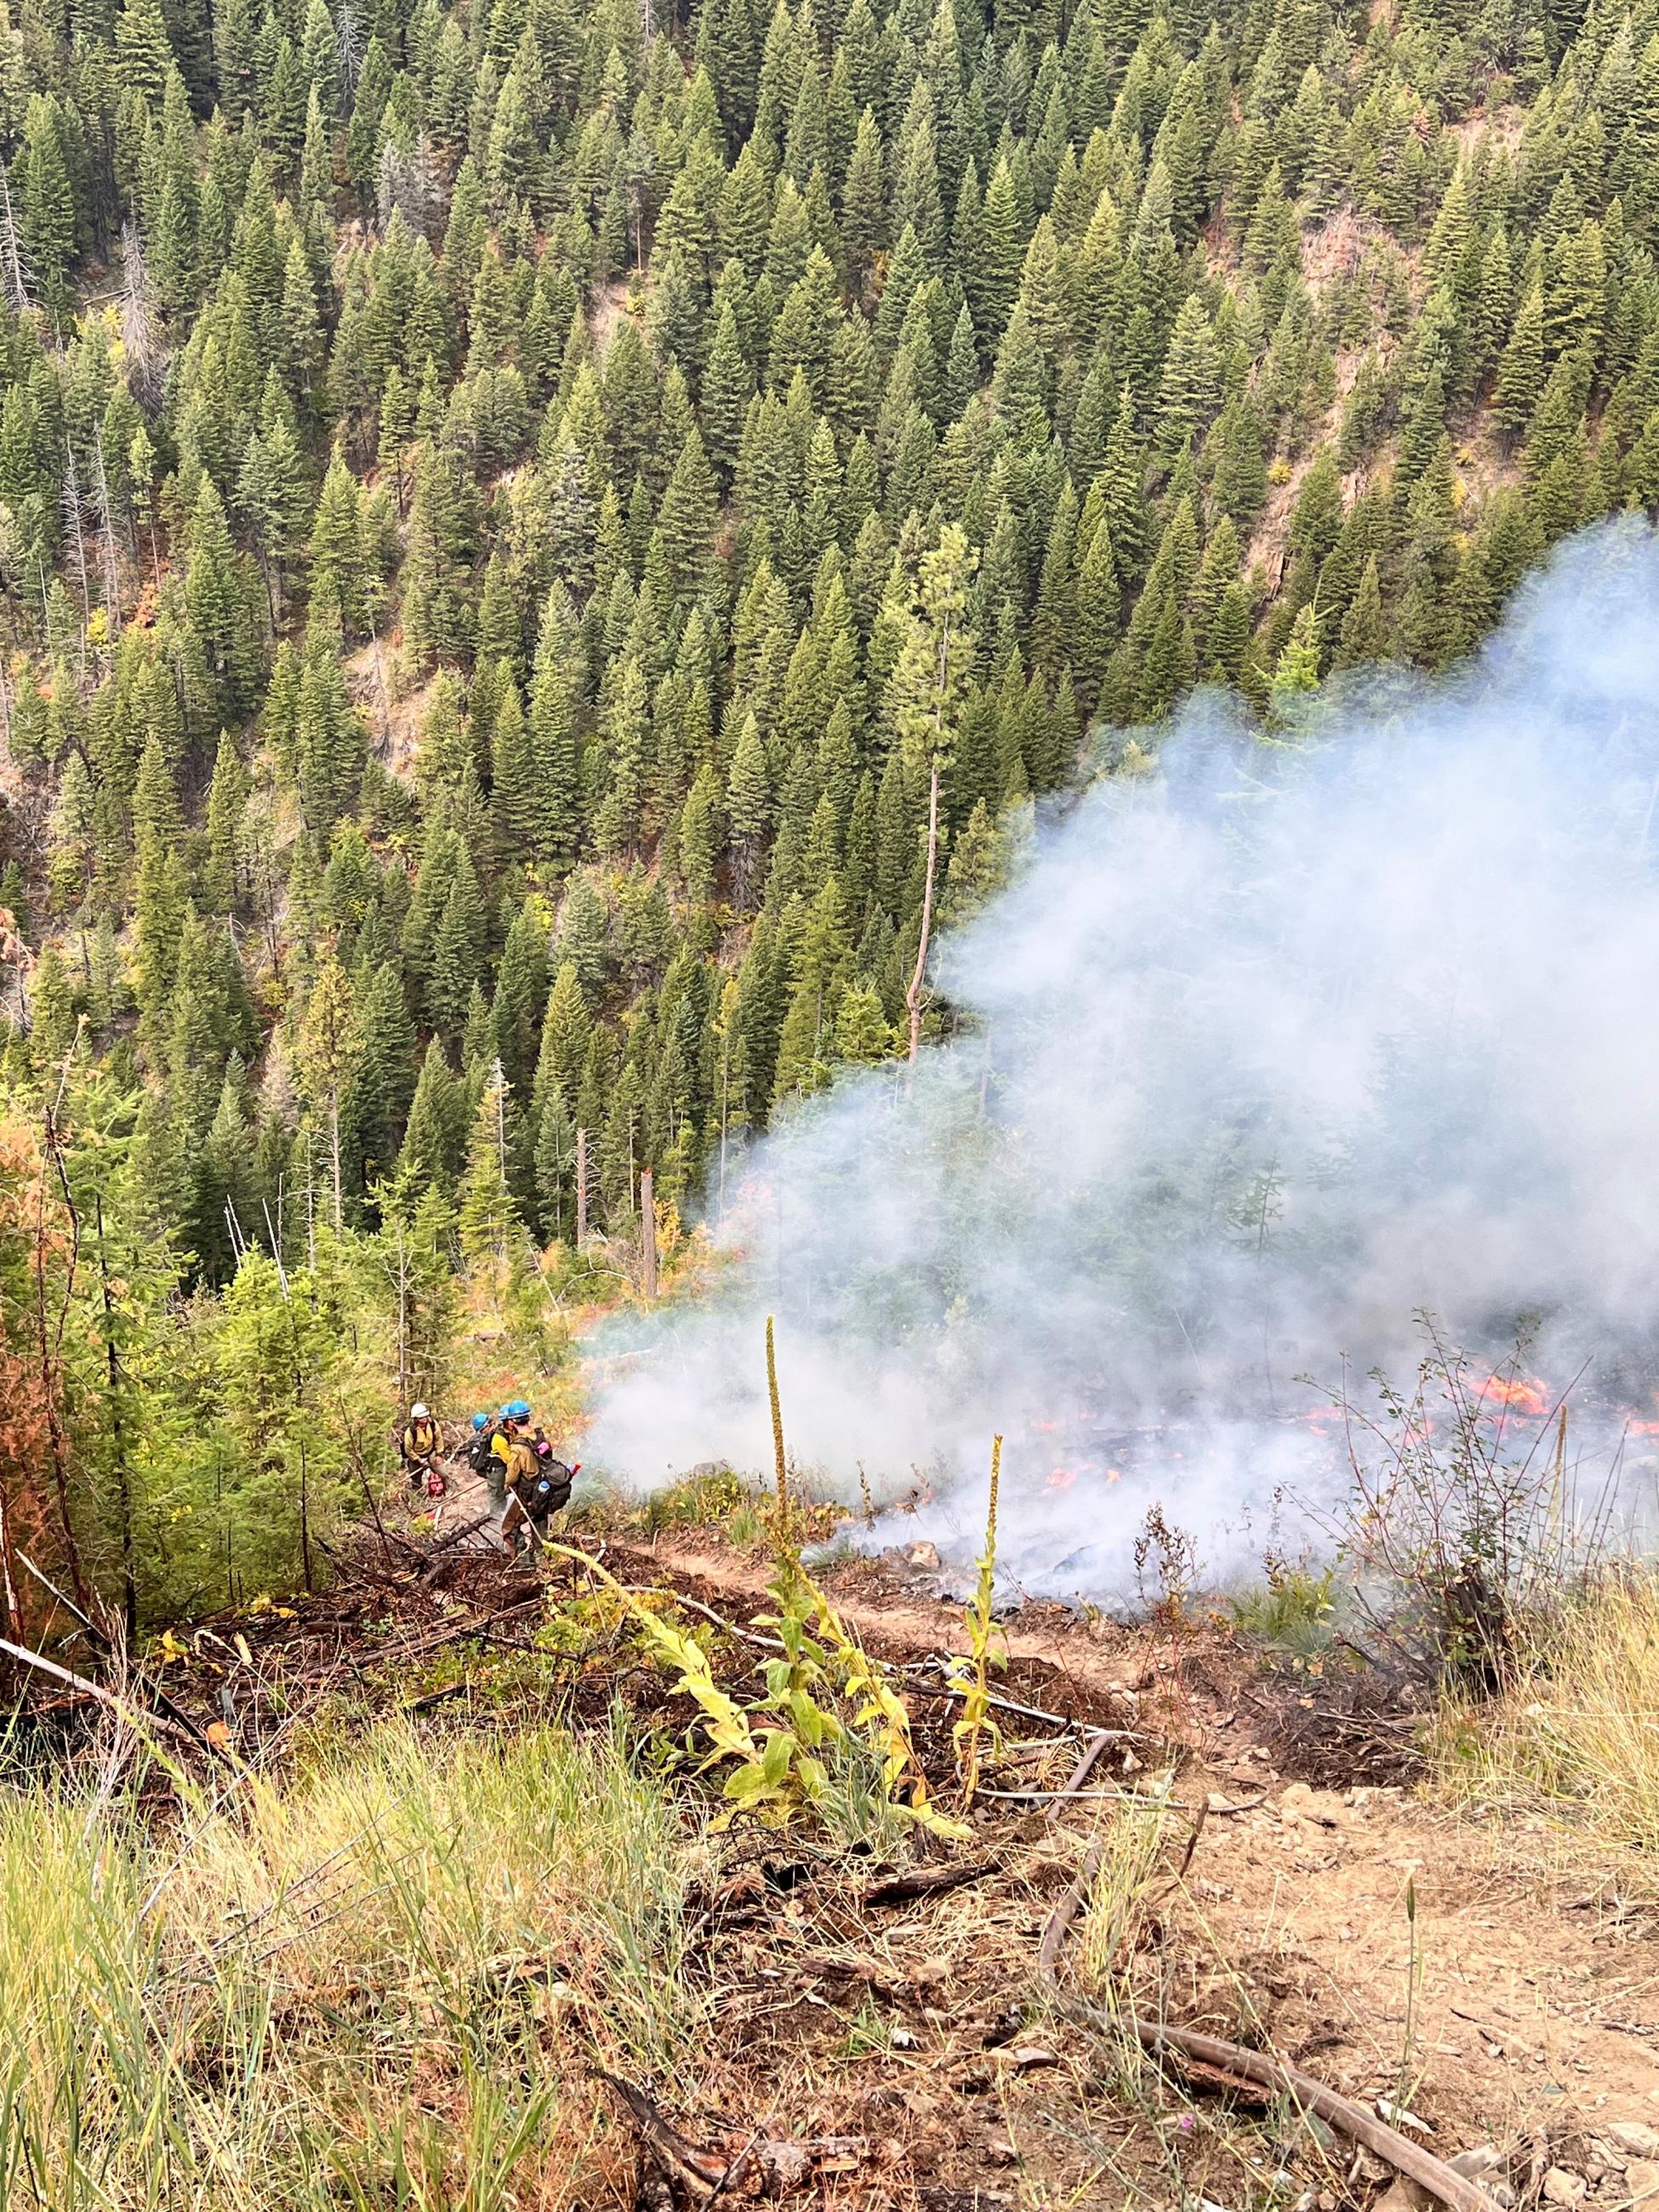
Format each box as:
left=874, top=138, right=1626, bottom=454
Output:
left=584, top=522, right=1659, bottom=1598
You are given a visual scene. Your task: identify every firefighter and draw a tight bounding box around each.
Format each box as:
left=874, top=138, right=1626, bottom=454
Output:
left=399, top=1402, right=444, bottom=1495
left=501, top=1434, right=579, bottom=1556
left=487, top=1400, right=530, bottom=1508
left=466, top=1411, right=499, bottom=1497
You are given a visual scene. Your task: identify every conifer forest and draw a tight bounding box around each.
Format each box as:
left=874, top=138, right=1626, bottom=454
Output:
left=0, top=0, right=1650, bottom=1627
left=12, top=0, right=1659, bottom=2188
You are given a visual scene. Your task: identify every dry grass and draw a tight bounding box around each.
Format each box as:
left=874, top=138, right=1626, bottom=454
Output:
left=0, top=1715, right=699, bottom=2209
left=1434, top=1567, right=1659, bottom=1861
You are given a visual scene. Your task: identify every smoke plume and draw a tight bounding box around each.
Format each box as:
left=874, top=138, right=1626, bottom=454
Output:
left=584, top=522, right=1659, bottom=1597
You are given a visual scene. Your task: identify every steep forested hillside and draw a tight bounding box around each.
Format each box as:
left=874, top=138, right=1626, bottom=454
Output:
left=0, top=0, right=1650, bottom=1615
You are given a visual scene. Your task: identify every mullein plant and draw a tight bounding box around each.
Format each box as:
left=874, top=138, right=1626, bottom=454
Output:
left=550, top=1321, right=963, bottom=1837
left=950, top=1434, right=1006, bottom=1806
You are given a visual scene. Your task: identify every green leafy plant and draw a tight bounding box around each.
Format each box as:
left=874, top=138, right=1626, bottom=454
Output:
left=640, top=1465, right=749, bottom=1533
left=1231, top=1558, right=1338, bottom=1662
left=548, top=1320, right=963, bottom=1840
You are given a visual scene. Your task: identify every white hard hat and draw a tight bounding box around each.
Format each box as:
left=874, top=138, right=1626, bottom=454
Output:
left=411, top=1402, right=430, bottom=1421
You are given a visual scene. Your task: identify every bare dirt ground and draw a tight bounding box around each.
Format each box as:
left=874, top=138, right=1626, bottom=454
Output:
left=631, top=1531, right=1659, bottom=2183
left=103, top=1485, right=1659, bottom=2210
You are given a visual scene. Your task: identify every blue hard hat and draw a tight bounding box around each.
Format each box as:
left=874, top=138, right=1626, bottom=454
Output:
left=471, top=1411, right=489, bottom=1431
left=506, top=1399, right=531, bottom=1420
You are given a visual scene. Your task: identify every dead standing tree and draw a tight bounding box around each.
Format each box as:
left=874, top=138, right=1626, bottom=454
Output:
left=0, top=170, right=31, bottom=319
left=118, top=219, right=166, bottom=413
left=90, top=425, right=123, bottom=643
left=892, top=525, right=978, bottom=1063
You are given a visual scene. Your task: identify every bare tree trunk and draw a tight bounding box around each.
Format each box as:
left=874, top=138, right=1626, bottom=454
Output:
left=61, top=448, right=90, bottom=676
left=0, top=172, right=29, bottom=315
left=298, top=1437, right=312, bottom=1592
left=337, top=0, right=363, bottom=109
left=575, top=1126, right=588, bottom=1246
left=394, top=1223, right=408, bottom=1407
left=906, top=755, right=941, bottom=1063
left=119, top=218, right=163, bottom=410
left=0, top=1489, right=21, bottom=1641
left=717, top=1050, right=729, bottom=1223
left=640, top=1166, right=657, bottom=1298
left=328, top=1092, right=343, bottom=1233
left=368, top=612, right=391, bottom=745
left=91, top=425, right=122, bottom=641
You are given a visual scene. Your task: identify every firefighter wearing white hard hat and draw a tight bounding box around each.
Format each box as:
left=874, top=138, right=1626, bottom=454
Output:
left=399, top=1402, right=444, bottom=1495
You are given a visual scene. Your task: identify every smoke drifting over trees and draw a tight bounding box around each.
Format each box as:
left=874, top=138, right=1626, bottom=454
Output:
left=589, top=522, right=1659, bottom=1592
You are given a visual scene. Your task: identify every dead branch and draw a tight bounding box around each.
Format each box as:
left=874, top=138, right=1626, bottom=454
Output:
left=1035, top=1849, right=1496, bottom=2212
left=406, top=1679, right=471, bottom=1713
left=416, top=1514, right=493, bottom=1578
left=14, top=1549, right=219, bottom=1751
left=1046, top=1729, right=1111, bottom=1815
left=859, top=1858, right=1000, bottom=1907
left=371, top=1595, right=545, bottom=1668
left=908, top=1666, right=1154, bottom=1742
left=1128, top=2021, right=1495, bottom=2212
left=1038, top=1837, right=1102, bottom=1977
left=597, top=2071, right=730, bottom=2198
left=989, top=1783, right=1158, bottom=1805
left=597, top=2072, right=866, bottom=2202
left=791, top=1948, right=901, bottom=1998
left=619, top=1585, right=779, bottom=1651
left=0, top=1637, right=200, bottom=1748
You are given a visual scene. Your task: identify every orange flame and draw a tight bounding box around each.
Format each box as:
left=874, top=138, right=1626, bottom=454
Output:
left=1478, top=1373, right=1552, bottom=1419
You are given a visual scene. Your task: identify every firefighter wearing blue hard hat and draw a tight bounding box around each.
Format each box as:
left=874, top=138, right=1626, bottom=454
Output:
left=502, top=1431, right=580, bottom=1557
left=465, top=1409, right=500, bottom=1491
left=485, top=1400, right=533, bottom=1507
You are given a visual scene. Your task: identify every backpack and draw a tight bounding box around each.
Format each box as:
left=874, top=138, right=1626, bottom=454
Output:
left=525, top=1443, right=573, bottom=1522
left=468, top=1422, right=498, bottom=1474
left=426, top=1462, right=448, bottom=1498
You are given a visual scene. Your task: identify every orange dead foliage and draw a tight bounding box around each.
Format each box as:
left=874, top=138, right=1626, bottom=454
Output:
left=0, top=1116, right=71, bottom=1639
